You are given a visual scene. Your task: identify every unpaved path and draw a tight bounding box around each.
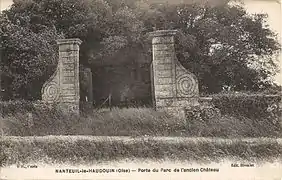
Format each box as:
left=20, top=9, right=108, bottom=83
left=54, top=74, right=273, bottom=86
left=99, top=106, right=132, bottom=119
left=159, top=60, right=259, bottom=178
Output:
left=2, top=135, right=282, bottom=144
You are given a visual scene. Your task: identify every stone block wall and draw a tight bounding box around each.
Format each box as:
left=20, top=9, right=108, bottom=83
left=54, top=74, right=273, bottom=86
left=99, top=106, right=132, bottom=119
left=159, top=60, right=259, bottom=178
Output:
left=150, top=30, right=199, bottom=119
left=41, top=38, right=82, bottom=113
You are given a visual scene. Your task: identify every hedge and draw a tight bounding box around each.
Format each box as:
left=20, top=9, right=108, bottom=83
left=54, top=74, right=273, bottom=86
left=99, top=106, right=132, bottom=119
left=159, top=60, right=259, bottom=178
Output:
left=211, top=93, right=281, bottom=123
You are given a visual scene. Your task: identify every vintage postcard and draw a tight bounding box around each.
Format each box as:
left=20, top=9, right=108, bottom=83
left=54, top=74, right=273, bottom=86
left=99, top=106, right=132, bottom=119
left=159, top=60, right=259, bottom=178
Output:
left=0, top=0, right=281, bottom=179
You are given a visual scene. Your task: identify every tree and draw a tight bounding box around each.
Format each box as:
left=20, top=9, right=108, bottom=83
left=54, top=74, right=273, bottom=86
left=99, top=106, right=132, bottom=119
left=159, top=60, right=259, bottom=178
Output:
left=1, top=0, right=147, bottom=100
left=141, top=1, right=280, bottom=93
left=0, top=12, right=62, bottom=100
left=1, top=0, right=280, bottom=100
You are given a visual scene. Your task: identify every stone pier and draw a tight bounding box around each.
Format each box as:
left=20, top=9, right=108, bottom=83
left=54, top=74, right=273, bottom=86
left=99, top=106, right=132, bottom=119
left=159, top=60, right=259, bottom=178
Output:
left=80, top=67, right=93, bottom=103
left=42, top=38, right=82, bottom=114
left=150, top=30, right=199, bottom=119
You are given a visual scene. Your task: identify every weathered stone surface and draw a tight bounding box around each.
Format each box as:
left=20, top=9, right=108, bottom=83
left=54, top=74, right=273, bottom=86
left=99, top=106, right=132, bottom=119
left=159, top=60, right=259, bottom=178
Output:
left=154, top=76, right=174, bottom=85
left=42, top=38, right=82, bottom=114
left=175, top=53, right=199, bottom=98
left=80, top=66, right=93, bottom=102
left=150, top=30, right=199, bottom=119
left=154, top=57, right=174, bottom=64
left=154, top=84, right=174, bottom=98
left=155, top=98, right=199, bottom=108
left=155, top=69, right=173, bottom=78
left=153, top=63, right=173, bottom=71
left=153, top=44, right=175, bottom=51
left=84, top=68, right=93, bottom=102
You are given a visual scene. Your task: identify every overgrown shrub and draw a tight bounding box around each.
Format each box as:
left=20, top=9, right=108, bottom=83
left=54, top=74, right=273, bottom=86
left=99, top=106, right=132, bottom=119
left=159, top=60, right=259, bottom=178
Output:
left=0, top=100, right=81, bottom=136
left=185, top=104, right=282, bottom=138
left=0, top=100, right=281, bottom=137
left=0, top=100, right=36, bottom=115
left=211, top=92, right=281, bottom=123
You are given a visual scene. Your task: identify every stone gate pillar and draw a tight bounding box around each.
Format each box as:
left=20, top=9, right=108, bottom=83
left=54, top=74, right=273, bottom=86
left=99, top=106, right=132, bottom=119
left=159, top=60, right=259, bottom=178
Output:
left=42, top=38, right=82, bottom=114
left=80, top=67, right=93, bottom=102
left=150, top=30, right=199, bottom=119
left=84, top=68, right=93, bottom=103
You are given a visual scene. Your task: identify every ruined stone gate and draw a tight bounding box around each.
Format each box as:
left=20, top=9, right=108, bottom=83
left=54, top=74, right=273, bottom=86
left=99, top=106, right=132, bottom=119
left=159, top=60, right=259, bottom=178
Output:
left=41, top=30, right=201, bottom=118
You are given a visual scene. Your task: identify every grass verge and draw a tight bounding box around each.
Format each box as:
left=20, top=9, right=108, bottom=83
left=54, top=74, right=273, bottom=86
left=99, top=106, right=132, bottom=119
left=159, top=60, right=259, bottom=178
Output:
left=1, top=136, right=281, bottom=167
left=1, top=107, right=282, bottom=137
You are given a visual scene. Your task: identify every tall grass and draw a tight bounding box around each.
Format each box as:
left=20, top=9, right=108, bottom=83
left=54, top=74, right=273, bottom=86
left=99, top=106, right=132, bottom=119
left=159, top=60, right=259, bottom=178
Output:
left=1, top=136, right=281, bottom=167
left=1, top=105, right=281, bottom=137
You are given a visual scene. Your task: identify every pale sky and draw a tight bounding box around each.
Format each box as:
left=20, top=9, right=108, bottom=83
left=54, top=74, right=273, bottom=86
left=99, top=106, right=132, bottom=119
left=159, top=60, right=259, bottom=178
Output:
left=1, top=0, right=282, bottom=84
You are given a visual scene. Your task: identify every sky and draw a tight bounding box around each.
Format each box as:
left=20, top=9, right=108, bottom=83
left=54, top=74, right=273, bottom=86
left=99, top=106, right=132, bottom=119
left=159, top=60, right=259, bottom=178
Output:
left=1, top=0, right=282, bottom=84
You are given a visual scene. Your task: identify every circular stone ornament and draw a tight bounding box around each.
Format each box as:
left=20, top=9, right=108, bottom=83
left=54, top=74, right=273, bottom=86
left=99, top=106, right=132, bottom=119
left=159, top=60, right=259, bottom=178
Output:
left=176, top=73, right=198, bottom=97
left=43, top=82, right=60, bottom=102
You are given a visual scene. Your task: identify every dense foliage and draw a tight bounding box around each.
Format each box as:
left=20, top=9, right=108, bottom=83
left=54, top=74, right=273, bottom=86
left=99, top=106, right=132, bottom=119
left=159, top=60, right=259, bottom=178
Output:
left=0, top=0, right=280, bottom=99
left=0, top=12, right=62, bottom=100
left=1, top=101, right=281, bottom=137
left=211, top=92, right=282, bottom=122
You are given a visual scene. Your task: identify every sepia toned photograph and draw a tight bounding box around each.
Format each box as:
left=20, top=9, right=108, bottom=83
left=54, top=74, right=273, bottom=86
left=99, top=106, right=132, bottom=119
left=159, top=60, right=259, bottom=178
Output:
left=0, top=0, right=281, bottom=179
